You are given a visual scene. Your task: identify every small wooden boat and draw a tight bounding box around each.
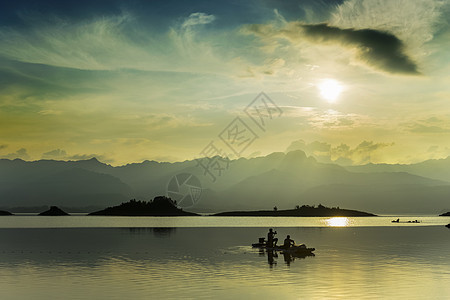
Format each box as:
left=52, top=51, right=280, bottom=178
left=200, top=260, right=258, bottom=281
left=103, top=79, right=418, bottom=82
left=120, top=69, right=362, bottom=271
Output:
left=252, top=238, right=315, bottom=255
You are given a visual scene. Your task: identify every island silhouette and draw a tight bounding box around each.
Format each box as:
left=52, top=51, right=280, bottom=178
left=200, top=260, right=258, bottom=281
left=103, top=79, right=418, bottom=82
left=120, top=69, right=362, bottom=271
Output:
left=440, top=212, right=450, bottom=216
left=89, top=196, right=199, bottom=216
left=213, top=204, right=376, bottom=217
left=0, top=210, right=13, bottom=215
left=39, top=206, right=70, bottom=216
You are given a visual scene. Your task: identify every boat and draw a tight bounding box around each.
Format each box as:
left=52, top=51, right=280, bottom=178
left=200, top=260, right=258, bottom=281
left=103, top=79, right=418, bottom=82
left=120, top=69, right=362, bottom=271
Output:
left=252, top=238, right=315, bottom=255
left=391, top=219, right=420, bottom=223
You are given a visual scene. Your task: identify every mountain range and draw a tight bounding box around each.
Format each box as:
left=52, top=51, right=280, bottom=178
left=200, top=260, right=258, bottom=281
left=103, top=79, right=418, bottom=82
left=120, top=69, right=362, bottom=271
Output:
left=0, top=150, right=449, bottom=214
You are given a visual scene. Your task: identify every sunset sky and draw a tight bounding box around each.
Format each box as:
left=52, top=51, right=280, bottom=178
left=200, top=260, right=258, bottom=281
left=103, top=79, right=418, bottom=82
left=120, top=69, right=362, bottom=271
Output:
left=1, top=0, right=449, bottom=165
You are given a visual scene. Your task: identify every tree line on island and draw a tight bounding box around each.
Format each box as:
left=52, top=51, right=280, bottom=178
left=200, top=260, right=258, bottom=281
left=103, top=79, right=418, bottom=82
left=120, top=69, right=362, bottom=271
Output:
left=1, top=197, right=449, bottom=217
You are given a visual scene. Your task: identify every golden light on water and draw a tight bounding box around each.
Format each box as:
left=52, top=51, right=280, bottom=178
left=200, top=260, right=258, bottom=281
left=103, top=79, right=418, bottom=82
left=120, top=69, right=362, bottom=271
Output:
left=325, top=217, right=349, bottom=227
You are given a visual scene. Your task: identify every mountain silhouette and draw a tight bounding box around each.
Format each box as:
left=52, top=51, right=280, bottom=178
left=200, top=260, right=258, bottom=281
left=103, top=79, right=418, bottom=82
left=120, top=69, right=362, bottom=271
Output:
left=1, top=150, right=449, bottom=213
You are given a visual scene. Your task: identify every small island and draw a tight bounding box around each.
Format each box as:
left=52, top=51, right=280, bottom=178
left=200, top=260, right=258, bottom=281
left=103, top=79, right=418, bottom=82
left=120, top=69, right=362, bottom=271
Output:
left=440, top=212, right=450, bottom=216
left=213, top=204, right=376, bottom=217
left=0, top=210, right=13, bottom=216
left=89, top=196, right=199, bottom=216
left=38, top=206, right=70, bottom=216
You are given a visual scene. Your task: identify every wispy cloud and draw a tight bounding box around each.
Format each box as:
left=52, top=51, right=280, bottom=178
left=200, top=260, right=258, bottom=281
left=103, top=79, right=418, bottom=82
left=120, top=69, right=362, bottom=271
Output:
left=331, top=0, right=449, bottom=51
left=404, top=116, right=450, bottom=134
left=0, top=11, right=236, bottom=75
left=182, top=12, right=216, bottom=27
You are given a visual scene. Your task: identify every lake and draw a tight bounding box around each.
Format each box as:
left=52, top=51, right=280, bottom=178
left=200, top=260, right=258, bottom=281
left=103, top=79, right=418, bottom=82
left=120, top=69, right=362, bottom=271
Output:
left=1, top=216, right=449, bottom=299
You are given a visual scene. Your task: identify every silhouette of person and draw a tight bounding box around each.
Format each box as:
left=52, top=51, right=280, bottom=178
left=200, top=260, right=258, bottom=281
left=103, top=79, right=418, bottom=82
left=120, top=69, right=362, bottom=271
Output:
left=283, top=235, right=295, bottom=249
left=267, top=228, right=278, bottom=247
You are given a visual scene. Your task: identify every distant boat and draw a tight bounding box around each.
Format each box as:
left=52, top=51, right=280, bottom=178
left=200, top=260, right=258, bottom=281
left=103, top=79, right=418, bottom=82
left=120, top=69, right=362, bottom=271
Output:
left=391, top=219, right=420, bottom=223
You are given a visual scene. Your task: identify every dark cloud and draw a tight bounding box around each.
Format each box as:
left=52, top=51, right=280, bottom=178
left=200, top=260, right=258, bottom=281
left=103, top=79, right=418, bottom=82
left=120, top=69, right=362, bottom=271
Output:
left=298, top=23, right=420, bottom=75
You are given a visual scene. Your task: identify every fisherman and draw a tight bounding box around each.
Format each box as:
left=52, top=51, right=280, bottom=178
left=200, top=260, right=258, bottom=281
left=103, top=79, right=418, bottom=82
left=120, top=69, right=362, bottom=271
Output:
left=267, top=228, right=278, bottom=247
left=283, top=235, right=295, bottom=249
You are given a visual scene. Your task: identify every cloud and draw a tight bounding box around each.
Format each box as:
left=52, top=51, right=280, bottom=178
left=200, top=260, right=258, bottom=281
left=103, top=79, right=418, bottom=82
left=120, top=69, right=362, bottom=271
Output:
left=1, top=148, right=30, bottom=160
left=404, top=116, right=450, bottom=134
left=330, top=0, right=449, bottom=50
left=286, top=140, right=393, bottom=165
left=0, top=11, right=228, bottom=75
left=245, top=21, right=420, bottom=75
left=332, top=141, right=393, bottom=165
left=66, top=153, right=114, bottom=164
left=298, top=23, right=420, bottom=75
left=42, top=149, right=67, bottom=159
left=182, top=12, right=216, bottom=27
left=408, top=124, right=450, bottom=134
left=0, top=13, right=136, bottom=70
left=0, top=144, right=7, bottom=150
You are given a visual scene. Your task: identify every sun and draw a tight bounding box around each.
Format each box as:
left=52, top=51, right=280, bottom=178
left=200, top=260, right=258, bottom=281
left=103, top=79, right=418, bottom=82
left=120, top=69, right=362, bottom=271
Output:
left=318, top=79, right=343, bottom=103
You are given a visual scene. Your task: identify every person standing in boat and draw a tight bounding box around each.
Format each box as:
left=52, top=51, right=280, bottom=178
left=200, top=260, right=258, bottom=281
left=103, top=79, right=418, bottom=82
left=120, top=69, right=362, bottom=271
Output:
left=267, top=228, right=278, bottom=247
left=283, top=235, right=295, bottom=249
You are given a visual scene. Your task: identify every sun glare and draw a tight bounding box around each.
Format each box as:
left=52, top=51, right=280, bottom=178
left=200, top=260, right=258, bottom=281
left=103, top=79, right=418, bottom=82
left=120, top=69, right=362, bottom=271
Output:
left=325, top=217, right=349, bottom=227
left=318, top=79, right=343, bottom=103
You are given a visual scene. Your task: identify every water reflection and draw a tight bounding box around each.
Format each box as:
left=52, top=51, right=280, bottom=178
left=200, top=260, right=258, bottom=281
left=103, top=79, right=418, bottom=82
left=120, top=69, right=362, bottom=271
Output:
left=325, top=217, right=350, bottom=227
left=152, top=227, right=176, bottom=237
left=258, top=248, right=314, bottom=267
left=0, top=227, right=449, bottom=299
left=126, top=227, right=176, bottom=237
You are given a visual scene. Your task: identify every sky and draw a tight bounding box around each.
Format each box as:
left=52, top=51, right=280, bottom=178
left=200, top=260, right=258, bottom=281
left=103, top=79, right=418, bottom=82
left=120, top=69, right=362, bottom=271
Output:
left=1, top=0, right=450, bottom=166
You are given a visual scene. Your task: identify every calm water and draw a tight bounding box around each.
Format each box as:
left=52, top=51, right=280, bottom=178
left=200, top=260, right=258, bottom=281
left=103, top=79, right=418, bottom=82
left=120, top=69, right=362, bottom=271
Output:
left=0, top=215, right=448, bottom=228
left=1, top=217, right=449, bottom=299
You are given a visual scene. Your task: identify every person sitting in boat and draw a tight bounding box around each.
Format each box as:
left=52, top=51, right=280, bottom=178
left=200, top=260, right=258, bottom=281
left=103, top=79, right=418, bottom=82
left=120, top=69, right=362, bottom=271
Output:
left=267, top=228, right=278, bottom=247
left=283, top=235, right=295, bottom=249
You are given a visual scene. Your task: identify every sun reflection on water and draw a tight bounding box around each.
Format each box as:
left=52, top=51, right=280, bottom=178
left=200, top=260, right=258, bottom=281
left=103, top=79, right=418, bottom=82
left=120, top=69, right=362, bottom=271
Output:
left=325, top=217, right=350, bottom=227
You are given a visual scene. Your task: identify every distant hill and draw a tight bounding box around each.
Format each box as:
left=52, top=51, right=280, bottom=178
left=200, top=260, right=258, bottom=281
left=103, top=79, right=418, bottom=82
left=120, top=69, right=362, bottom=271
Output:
left=38, top=206, right=69, bottom=216
left=213, top=205, right=376, bottom=217
left=1, top=151, right=449, bottom=214
left=0, top=210, right=13, bottom=216
left=0, top=159, right=132, bottom=208
left=346, top=157, right=450, bottom=183
left=89, top=196, right=199, bottom=216
left=440, top=212, right=450, bottom=216
left=193, top=151, right=449, bottom=213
